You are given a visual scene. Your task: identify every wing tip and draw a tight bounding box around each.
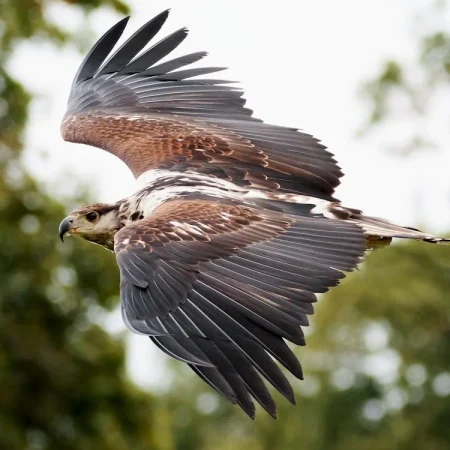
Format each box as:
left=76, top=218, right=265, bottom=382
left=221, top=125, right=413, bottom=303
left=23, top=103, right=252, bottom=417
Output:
left=114, top=15, right=131, bottom=31
left=152, top=8, right=171, bottom=28
left=238, top=400, right=257, bottom=419
left=177, top=26, right=189, bottom=37
left=72, top=15, right=131, bottom=85
left=268, top=406, right=278, bottom=420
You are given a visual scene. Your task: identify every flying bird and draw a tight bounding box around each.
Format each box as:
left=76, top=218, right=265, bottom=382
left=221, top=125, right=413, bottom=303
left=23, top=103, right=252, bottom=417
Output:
left=59, top=10, right=448, bottom=419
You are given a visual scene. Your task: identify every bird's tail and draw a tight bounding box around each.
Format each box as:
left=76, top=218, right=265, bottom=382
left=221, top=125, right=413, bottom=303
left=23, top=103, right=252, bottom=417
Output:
left=251, top=197, right=449, bottom=248
left=331, top=205, right=450, bottom=249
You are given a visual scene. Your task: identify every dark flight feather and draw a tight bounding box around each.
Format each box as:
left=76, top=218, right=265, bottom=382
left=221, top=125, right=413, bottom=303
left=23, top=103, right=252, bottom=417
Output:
left=62, top=10, right=344, bottom=200
left=118, top=28, right=189, bottom=75
left=72, top=17, right=130, bottom=86
left=98, top=10, right=170, bottom=75
left=114, top=199, right=365, bottom=417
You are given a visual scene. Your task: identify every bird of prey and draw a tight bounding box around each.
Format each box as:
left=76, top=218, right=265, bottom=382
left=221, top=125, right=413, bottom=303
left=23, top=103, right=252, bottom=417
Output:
left=59, top=10, right=448, bottom=419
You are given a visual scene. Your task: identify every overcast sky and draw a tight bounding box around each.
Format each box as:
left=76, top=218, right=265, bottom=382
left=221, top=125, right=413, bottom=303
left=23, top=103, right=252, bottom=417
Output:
left=8, top=0, right=450, bottom=388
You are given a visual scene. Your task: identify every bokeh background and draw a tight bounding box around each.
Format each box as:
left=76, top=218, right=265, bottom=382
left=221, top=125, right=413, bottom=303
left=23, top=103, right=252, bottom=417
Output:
left=1, top=0, right=450, bottom=449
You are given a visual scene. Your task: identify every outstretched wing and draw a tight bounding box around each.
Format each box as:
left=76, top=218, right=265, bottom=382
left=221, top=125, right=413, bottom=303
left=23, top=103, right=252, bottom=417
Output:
left=61, top=10, right=343, bottom=200
left=114, top=199, right=365, bottom=418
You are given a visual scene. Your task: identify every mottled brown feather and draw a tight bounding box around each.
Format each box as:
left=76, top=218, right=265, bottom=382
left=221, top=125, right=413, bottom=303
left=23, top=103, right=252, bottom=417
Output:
left=114, top=199, right=291, bottom=254
left=62, top=111, right=338, bottom=197
left=62, top=112, right=248, bottom=177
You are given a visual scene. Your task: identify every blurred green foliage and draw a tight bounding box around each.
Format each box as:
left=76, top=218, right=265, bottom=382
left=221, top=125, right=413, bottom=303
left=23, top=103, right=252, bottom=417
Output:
left=0, top=1, right=164, bottom=449
left=358, top=0, right=450, bottom=156
left=0, top=1, right=449, bottom=449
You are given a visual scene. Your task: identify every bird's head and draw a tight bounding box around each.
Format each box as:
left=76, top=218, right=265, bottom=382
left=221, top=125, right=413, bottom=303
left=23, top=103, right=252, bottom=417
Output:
left=59, top=203, right=121, bottom=250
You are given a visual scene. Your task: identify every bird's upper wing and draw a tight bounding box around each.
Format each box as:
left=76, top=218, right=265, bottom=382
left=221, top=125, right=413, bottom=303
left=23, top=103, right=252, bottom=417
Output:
left=114, top=198, right=365, bottom=418
left=61, top=10, right=343, bottom=200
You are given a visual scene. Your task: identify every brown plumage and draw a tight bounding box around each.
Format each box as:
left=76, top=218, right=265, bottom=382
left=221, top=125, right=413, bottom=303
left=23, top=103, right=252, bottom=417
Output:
left=58, top=10, right=449, bottom=419
left=60, top=8, right=342, bottom=200
left=62, top=111, right=341, bottom=199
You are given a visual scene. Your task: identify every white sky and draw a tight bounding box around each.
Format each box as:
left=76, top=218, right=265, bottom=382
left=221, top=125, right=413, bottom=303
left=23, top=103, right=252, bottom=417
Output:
left=8, top=0, right=450, bottom=388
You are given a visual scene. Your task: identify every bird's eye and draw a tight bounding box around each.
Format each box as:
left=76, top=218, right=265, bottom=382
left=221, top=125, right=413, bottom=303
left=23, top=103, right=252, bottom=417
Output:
left=86, top=211, right=99, bottom=222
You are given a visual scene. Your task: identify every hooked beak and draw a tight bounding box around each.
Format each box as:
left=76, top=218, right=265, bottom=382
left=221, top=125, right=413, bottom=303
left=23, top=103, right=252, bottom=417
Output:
left=59, top=217, right=74, bottom=242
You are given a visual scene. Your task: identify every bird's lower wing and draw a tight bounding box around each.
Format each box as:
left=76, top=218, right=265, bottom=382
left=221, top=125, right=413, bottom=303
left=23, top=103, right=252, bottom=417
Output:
left=114, top=199, right=365, bottom=418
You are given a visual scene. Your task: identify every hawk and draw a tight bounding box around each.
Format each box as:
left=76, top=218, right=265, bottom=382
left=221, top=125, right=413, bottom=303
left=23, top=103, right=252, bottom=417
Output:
left=58, top=10, right=448, bottom=418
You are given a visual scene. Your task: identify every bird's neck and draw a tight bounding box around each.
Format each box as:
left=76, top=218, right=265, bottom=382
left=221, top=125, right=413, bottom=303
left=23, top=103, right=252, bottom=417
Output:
left=120, top=169, right=246, bottom=221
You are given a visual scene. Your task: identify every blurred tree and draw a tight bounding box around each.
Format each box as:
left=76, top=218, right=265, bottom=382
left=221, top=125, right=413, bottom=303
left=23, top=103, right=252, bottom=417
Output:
left=358, top=0, right=450, bottom=156
left=1, top=1, right=449, bottom=450
left=0, top=1, right=176, bottom=449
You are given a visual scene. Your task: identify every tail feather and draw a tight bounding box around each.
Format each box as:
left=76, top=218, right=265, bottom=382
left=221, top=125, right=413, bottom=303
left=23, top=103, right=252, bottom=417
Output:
left=251, top=199, right=449, bottom=247
left=340, top=208, right=450, bottom=245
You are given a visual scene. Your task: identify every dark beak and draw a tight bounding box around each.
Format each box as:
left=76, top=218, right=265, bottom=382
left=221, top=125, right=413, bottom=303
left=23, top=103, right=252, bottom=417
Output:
left=59, top=217, right=73, bottom=242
